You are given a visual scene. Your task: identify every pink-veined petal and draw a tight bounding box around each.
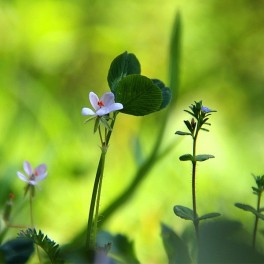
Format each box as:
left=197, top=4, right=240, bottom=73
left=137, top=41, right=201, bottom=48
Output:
left=82, top=107, right=96, bottom=116
left=17, top=171, right=29, bottom=182
left=23, top=161, right=33, bottom=176
left=89, top=92, right=100, bottom=111
left=36, top=172, right=48, bottom=182
left=107, top=103, right=123, bottom=113
left=34, top=164, right=47, bottom=176
left=101, top=92, right=114, bottom=107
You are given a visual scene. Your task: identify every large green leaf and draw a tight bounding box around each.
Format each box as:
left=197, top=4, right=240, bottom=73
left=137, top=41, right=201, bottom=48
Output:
left=107, top=51, right=141, bottom=92
left=161, top=223, right=191, bottom=264
left=115, top=75, right=162, bottom=116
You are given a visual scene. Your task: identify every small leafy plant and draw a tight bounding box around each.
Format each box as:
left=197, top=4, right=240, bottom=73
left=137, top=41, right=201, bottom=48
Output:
left=235, top=174, right=264, bottom=249
left=175, top=101, right=220, bottom=240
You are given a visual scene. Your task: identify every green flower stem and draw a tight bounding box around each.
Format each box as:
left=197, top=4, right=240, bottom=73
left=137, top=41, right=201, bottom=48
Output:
left=252, top=192, right=262, bottom=249
left=86, top=112, right=118, bottom=250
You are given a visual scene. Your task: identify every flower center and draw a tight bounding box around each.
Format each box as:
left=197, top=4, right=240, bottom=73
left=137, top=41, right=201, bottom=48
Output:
left=98, top=101, right=104, bottom=107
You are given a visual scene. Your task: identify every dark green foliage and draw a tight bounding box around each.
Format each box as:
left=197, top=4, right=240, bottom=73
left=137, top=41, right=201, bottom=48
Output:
left=96, top=231, right=140, bottom=264
left=107, top=51, right=141, bottom=93
left=0, top=238, right=34, bottom=264
left=107, top=51, right=171, bottom=116
left=198, top=220, right=264, bottom=263
left=151, top=79, right=172, bottom=110
left=18, top=228, right=63, bottom=264
left=161, top=223, right=191, bottom=264
left=115, top=75, right=162, bottom=116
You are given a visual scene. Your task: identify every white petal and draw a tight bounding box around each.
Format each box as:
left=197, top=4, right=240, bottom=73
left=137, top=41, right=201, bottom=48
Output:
left=23, top=161, right=32, bottom=176
left=107, top=103, right=123, bottom=112
left=96, top=107, right=109, bottom=116
left=101, top=92, right=114, bottom=107
left=89, top=92, right=100, bottom=111
left=17, top=171, right=29, bottom=182
left=82, top=107, right=96, bottom=116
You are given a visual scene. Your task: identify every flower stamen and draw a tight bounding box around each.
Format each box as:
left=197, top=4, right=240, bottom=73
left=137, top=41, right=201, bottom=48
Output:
left=98, top=101, right=104, bottom=107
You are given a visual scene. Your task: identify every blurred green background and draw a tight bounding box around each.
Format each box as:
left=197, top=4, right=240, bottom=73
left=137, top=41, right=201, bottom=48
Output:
left=1, top=0, right=264, bottom=262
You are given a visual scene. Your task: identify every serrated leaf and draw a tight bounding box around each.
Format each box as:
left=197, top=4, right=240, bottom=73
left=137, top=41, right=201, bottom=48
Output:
left=107, top=51, right=141, bottom=92
left=161, top=223, right=191, bottom=264
left=115, top=75, right=162, bottom=116
left=18, top=228, right=63, bottom=264
left=198, top=213, right=221, bottom=221
left=175, top=131, right=192, bottom=136
left=173, top=205, right=195, bottom=221
left=179, top=154, right=193, bottom=162
left=195, top=154, right=215, bottom=162
left=152, top=79, right=171, bottom=110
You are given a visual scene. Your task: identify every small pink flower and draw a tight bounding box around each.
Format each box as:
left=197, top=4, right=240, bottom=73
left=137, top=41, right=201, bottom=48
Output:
left=81, top=92, right=123, bottom=116
left=17, top=161, right=47, bottom=186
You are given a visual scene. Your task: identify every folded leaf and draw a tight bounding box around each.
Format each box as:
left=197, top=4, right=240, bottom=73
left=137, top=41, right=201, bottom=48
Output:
left=107, top=51, right=141, bottom=92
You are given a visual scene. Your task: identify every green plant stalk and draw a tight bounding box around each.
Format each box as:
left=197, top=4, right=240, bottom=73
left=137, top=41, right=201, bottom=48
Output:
left=29, top=188, right=42, bottom=263
left=86, top=113, right=117, bottom=250
left=252, top=192, right=262, bottom=249
left=192, top=130, right=199, bottom=240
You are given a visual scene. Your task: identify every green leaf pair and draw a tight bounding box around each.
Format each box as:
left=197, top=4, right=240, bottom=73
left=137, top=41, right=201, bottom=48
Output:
left=173, top=205, right=220, bottom=221
left=107, top=51, right=171, bottom=116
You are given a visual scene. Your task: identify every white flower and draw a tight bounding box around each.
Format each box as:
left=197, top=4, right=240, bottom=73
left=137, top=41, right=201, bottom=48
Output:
left=81, top=92, right=123, bottom=117
left=17, top=161, right=47, bottom=186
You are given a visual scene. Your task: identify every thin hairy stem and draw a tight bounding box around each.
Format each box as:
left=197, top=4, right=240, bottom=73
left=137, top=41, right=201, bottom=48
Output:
left=86, top=112, right=117, bottom=250
left=86, top=152, right=106, bottom=249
